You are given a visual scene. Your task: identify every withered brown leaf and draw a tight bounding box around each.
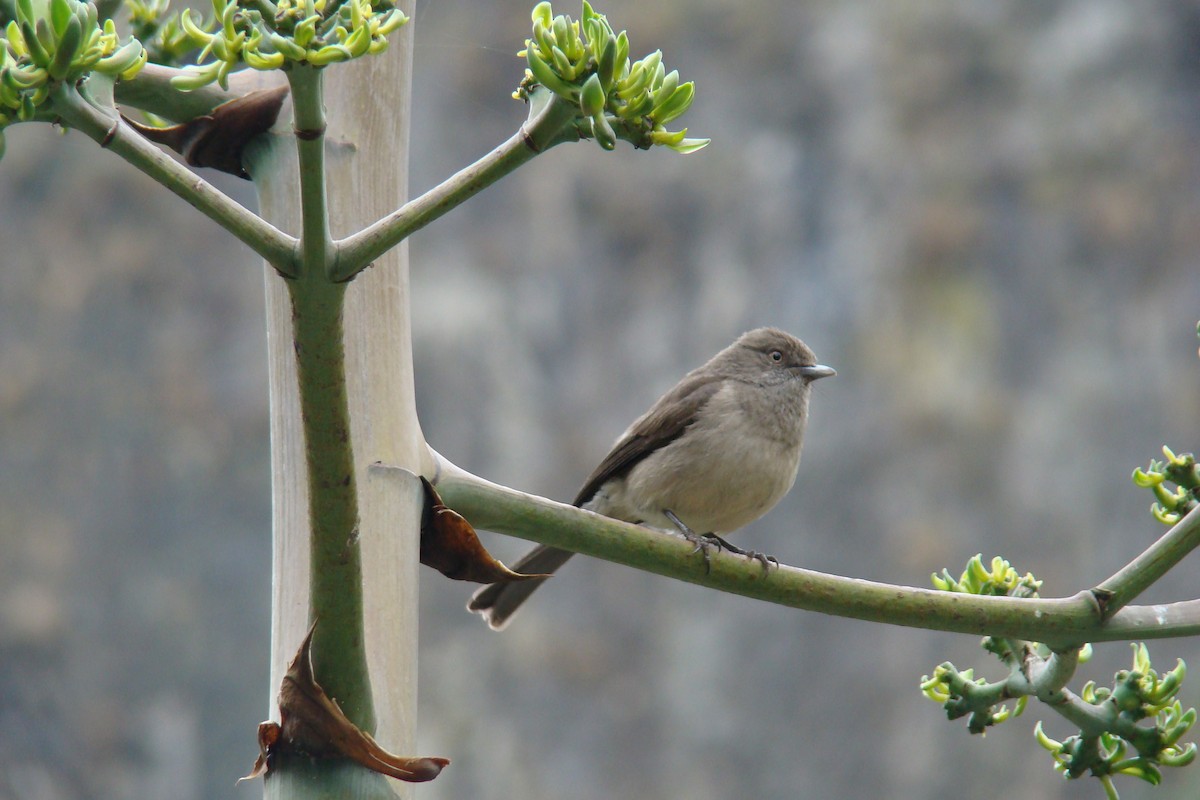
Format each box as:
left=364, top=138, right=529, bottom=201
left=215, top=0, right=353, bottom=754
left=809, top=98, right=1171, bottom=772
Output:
left=124, top=86, right=288, bottom=178
left=420, top=476, right=551, bottom=584
left=241, top=624, right=449, bottom=784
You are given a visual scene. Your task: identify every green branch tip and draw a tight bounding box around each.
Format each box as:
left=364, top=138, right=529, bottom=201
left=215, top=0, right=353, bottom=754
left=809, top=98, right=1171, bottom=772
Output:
left=931, top=638, right=1196, bottom=793
left=931, top=553, right=1042, bottom=598
left=517, top=1, right=708, bottom=154
left=1034, top=643, right=1197, bottom=783
left=170, top=0, right=407, bottom=91
left=1135, top=445, right=1200, bottom=526
left=925, top=554, right=1198, bottom=793
left=1, top=0, right=145, bottom=132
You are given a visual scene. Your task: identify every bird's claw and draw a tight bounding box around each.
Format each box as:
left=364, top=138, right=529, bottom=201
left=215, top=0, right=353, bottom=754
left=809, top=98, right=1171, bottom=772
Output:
left=750, top=551, right=779, bottom=575
left=686, top=534, right=716, bottom=573
left=663, top=510, right=777, bottom=576
left=664, top=509, right=714, bottom=573
left=706, top=534, right=778, bottom=575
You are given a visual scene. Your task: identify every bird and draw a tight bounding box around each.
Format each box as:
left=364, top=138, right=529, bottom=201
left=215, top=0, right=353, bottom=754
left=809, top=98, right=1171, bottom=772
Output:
left=468, top=327, right=834, bottom=629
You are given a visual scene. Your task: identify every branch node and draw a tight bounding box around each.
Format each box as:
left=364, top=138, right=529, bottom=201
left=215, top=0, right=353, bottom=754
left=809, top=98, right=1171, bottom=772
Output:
left=520, top=123, right=538, bottom=152
left=1091, top=588, right=1116, bottom=621
left=295, top=124, right=327, bottom=141
left=100, top=117, right=119, bottom=149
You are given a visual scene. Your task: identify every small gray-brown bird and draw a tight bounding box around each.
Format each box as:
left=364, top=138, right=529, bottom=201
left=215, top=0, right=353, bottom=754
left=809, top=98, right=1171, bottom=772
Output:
left=468, top=327, right=834, bottom=629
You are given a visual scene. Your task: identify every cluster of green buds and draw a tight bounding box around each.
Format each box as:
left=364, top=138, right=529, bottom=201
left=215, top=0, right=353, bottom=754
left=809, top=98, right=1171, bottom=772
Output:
left=518, top=1, right=707, bottom=153
left=921, top=663, right=1028, bottom=734
left=1, top=0, right=146, bottom=131
left=1133, top=446, right=1199, bottom=526
left=125, top=0, right=195, bottom=67
left=925, top=554, right=1196, bottom=794
left=931, top=554, right=1042, bottom=599
left=1034, top=645, right=1195, bottom=790
left=171, top=0, right=407, bottom=90
left=922, top=555, right=1047, bottom=732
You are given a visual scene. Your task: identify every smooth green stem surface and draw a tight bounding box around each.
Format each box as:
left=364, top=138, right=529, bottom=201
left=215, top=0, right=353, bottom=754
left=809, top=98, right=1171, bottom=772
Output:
left=114, top=63, right=253, bottom=122
left=50, top=83, right=297, bottom=268
left=290, top=275, right=375, bottom=733
left=332, top=89, right=580, bottom=280
left=281, top=64, right=375, bottom=731
left=1046, top=687, right=1164, bottom=758
left=1028, top=648, right=1081, bottom=697
left=1093, top=503, right=1200, bottom=619
left=1047, top=687, right=1119, bottom=735
left=427, top=455, right=1200, bottom=647
left=288, top=66, right=335, bottom=278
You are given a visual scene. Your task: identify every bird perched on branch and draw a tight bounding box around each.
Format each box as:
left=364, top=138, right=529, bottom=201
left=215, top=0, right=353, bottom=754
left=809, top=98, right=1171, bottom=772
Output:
left=469, top=327, right=835, bottom=630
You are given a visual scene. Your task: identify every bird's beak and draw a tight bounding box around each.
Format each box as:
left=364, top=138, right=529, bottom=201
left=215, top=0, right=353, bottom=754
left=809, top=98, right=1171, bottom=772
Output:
left=798, top=364, right=836, bottom=380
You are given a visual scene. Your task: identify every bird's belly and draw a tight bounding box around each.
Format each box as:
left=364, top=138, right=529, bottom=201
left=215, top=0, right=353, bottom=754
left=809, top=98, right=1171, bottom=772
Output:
left=622, top=428, right=801, bottom=534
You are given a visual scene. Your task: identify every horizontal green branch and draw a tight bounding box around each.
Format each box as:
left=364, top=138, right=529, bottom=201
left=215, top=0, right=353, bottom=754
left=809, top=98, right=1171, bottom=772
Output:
left=115, top=63, right=285, bottom=123
left=420, top=454, right=1200, bottom=648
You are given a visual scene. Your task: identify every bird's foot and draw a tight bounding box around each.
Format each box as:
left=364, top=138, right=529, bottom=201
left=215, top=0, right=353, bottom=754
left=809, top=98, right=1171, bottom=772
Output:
left=663, top=509, right=716, bottom=573
left=701, top=533, right=778, bottom=575
left=661, top=511, right=777, bottom=576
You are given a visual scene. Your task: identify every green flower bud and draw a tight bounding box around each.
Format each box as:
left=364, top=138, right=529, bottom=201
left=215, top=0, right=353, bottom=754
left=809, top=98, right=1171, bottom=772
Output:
left=531, top=1, right=553, bottom=29
left=20, top=20, right=50, bottom=67
left=46, top=14, right=79, bottom=80
left=549, top=44, right=573, bottom=79
left=49, top=0, right=72, bottom=38
left=525, top=46, right=573, bottom=98
left=651, top=81, right=694, bottom=125
left=579, top=72, right=604, bottom=116
left=596, top=33, right=617, bottom=91
left=590, top=113, right=616, bottom=150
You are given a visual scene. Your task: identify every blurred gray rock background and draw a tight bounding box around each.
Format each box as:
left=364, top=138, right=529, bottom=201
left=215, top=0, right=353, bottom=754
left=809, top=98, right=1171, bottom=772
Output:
left=2, top=0, right=1199, bottom=797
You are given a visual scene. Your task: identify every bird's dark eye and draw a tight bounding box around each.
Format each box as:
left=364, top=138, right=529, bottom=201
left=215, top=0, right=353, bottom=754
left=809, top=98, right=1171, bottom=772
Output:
left=769, top=350, right=783, bottom=362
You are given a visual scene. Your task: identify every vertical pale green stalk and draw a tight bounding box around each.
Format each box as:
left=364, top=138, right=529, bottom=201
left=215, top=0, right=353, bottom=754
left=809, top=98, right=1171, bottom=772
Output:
left=288, top=65, right=335, bottom=275
left=284, top=63, right=375, bottom=732
left=251, top=13, right=420, bottom=791
left=287, top=276, right=374, bottom=730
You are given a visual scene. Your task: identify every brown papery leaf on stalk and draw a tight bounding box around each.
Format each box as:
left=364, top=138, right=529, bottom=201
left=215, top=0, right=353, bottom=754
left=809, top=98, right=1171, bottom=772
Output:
left=125, top=85, right=288, bottom=178
left=239, top=624, right=449, bottom=783
left=420, top=476, right=551, bottom=583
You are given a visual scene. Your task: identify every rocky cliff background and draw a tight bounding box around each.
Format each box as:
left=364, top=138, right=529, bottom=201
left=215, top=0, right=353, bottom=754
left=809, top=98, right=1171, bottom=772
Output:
left=2, top=0, right=1199, bottom=797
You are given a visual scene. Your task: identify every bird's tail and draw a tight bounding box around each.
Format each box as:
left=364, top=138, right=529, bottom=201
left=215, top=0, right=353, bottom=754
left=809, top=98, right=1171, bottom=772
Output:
left=466, top=545, right=576, bottom=630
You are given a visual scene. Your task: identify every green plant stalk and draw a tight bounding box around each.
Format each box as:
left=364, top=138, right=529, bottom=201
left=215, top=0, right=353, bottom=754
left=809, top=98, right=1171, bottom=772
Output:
left=289, top=272, right=375, bottom=732
left=424, top=455, right=1200, bottom=647
left=114, top=62, right=283, bottom=123
left=1026, top=648, right=1081, bottom=697
left=332, top=87, right=580, bottom=281
left=282, top=63, right=375, bottom=733
left=1045, top=686, right=1153, bottom=746
left=936, top=648, right=1078, bottom=721
left=49, top=82, right=298, bottom=269
left=1093, top=503, right=1200, bottom=619
left=288, top=64, right=335, bottom=279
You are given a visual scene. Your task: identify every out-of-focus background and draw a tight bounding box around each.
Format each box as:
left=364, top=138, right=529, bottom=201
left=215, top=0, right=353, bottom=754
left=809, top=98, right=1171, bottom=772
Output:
left=2, top=0, right=1200, bottom=797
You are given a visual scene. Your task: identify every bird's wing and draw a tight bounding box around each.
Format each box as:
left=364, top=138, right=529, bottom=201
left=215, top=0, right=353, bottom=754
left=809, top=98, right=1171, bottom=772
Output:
left=572, top=372, right=724, bottom=507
